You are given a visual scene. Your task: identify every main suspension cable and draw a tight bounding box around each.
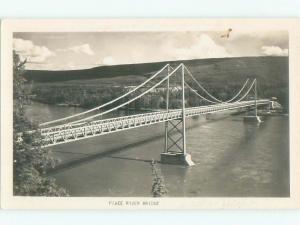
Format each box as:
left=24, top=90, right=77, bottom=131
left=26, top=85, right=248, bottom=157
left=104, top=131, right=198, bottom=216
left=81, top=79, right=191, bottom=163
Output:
left=184, top=65, right=223, bottom=103
left=39, top=64, right=170, bottom=127
left=184, top=65, right=251, bottom=103
left=68, top=64, right=183, bottom=125
left=235, top=79, right=256, bottom=102
left=184, top=81, right=219, bottom=104
left=225, top=78, right=249, bottom=103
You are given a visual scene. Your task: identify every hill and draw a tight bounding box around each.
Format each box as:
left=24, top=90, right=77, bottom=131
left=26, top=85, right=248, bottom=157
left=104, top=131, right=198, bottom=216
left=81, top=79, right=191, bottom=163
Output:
left=24, top=56, right=288, bottom=85
left=26, top=56, right=289, bottom=111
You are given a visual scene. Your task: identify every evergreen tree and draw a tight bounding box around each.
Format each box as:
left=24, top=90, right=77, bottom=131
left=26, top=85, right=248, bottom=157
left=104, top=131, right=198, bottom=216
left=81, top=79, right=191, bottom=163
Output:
left=150, top=160, right=168, bottom=197
left=13, top=51, right=68, bottom=196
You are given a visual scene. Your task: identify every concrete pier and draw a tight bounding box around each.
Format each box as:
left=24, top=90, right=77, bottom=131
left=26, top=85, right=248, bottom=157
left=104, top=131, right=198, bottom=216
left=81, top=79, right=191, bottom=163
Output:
left=161, top=152, right=195, bottom=166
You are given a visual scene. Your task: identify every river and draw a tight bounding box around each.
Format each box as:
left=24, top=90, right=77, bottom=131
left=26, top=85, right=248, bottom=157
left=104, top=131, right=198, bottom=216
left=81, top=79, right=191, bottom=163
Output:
left=25, top=102, right=290, bottom=197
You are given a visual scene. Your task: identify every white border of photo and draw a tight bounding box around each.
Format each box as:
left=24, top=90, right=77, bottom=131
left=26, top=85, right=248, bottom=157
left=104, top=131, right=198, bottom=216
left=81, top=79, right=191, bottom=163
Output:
left=1, top=19, right=300, bottom=209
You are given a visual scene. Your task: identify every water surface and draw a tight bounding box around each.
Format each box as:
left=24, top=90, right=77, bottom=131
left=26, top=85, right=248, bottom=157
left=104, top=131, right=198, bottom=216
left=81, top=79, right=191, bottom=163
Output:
left=25, top=102, right=290, bottom=197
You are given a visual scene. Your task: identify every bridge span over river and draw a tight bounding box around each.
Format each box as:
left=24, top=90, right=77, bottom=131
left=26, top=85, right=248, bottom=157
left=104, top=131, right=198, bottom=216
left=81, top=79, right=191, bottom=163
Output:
left=31, top=63, right=273, bottom=166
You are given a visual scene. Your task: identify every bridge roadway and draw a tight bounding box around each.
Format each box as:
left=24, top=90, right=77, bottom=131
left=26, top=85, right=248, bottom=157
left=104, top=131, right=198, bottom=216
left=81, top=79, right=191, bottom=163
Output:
left=40, top=99, right=270, bottom=147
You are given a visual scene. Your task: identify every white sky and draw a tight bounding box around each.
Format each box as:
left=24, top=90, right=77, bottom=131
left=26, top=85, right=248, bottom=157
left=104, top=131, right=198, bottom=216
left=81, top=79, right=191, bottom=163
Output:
left=13, top=30, right=288, bottom=70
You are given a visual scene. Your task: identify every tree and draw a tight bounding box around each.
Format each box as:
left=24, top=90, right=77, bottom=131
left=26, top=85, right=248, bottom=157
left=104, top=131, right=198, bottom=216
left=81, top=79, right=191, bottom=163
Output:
left=13, top=51, right=68, bottom=196
left=150, top=160, right=168, bottom=197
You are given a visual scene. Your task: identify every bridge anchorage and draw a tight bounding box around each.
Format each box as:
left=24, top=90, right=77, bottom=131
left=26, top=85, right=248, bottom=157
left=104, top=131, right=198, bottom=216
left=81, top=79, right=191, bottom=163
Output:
left=36, top=63, right=273, bottom=167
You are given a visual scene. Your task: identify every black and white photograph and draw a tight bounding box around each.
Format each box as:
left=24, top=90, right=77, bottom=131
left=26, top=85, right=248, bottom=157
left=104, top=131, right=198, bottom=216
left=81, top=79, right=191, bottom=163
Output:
left=1, top=19, right=299, bottom=209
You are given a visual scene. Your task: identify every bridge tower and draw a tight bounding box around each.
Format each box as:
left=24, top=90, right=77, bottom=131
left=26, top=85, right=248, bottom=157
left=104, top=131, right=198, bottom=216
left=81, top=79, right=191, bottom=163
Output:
left=244, top=78, right=262, bottom=123
left=161, top=64, right=195, bottom=166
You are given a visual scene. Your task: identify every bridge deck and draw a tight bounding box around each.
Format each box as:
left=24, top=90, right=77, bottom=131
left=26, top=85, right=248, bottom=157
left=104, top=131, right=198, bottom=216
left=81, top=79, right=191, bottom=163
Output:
left=39, top=100, right=270, bottom=147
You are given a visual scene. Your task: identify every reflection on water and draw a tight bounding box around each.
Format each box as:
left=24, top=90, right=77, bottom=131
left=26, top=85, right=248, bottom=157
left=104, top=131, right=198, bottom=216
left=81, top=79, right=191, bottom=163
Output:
left=25, top=102, right=290, bottom=197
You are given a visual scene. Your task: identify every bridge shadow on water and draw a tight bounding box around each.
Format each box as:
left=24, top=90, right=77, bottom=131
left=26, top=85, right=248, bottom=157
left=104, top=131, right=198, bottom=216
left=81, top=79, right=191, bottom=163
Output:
left=47, top=114, right=236, bottom=176
left=47, top=132, right=164, bottom=176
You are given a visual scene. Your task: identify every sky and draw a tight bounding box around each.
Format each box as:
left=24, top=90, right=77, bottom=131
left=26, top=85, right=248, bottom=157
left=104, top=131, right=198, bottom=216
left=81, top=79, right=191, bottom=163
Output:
left=13, top=30, right=288, bottom=70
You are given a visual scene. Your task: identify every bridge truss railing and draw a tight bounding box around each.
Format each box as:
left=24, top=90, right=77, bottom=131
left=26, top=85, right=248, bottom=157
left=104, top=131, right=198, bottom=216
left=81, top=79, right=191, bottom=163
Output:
left=39, top=64, right=171, bottom=127
left=41, top=99, right=270, bottom=147
left=39, top=63, right=254, bottom=129
left=33, top=62, right=271, bottom=152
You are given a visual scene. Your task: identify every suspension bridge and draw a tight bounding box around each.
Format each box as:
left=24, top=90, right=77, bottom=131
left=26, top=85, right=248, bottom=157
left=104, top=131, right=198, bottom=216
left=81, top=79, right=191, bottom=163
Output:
left=29, top=63, right=273, bottom=166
